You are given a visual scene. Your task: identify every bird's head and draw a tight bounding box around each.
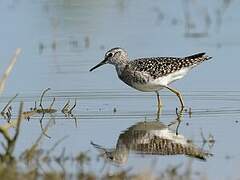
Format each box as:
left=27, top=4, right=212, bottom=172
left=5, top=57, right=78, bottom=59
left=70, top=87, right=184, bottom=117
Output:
left=89, top=47, right=128, bottom=72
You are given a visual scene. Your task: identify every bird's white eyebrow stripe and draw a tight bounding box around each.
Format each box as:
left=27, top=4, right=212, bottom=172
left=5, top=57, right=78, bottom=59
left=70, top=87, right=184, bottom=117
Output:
left=106, top=50, right=122, bottom=57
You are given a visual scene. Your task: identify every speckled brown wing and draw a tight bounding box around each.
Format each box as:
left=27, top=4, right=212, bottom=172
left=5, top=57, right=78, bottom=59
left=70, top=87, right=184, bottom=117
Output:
left=129, top=53, right=212, bottom=79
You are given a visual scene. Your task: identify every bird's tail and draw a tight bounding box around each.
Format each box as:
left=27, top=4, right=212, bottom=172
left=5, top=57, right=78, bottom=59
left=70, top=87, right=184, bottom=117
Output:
left=185, top=52, right=212, bottom=64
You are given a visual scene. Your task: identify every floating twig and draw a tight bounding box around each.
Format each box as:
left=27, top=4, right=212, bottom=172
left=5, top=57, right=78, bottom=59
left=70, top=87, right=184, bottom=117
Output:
left=49, top=97, right=55, bottom=110
left=5, top=106, right=12, bottom=123
left=1, top=94, right=18, bottom=123
left=68, top=99, right=76, bottom=115
left=39, top=88, right=51, bottom=108
left=39, top=88, right=51, bottom=139
left=61, top=100, right=70, bottom=115
left=61, top=99, right=78, bottom=127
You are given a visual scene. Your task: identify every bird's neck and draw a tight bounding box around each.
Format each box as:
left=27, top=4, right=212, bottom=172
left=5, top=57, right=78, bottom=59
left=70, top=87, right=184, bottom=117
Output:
left=115, top=63, right=127, bottom=77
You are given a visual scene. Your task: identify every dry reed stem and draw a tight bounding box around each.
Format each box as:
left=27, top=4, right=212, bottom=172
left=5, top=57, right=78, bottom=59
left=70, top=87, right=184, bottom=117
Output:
left=0, top=48, right=21, bottom=95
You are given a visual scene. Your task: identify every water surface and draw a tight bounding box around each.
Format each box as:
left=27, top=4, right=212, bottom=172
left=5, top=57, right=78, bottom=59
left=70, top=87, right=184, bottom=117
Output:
left=1, top=0, right=240, bottom=179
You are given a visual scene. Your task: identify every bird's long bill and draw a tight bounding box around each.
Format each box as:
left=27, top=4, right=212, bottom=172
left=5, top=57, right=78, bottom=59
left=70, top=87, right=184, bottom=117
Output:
left=89, top=59, right=107, bottom=72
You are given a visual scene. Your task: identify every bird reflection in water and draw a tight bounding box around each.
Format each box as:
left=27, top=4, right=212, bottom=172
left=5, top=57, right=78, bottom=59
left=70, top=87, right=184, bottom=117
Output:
left=91, top=112, right=212, bottom=165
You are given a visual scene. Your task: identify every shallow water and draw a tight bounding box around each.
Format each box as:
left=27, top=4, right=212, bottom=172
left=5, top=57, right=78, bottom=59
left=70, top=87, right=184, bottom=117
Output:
left=1, top=0, right=240, bottom=179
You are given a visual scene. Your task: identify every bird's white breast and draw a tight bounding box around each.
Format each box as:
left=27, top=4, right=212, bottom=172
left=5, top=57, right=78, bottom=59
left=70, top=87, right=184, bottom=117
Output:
left=131, top=67, right=191, bottom=92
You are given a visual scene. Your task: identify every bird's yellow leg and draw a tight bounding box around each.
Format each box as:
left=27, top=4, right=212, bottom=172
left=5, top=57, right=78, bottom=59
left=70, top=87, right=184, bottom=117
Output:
left=156, top=91, right=163, bottom=108
left=155, top=91, right=163, bottom=120
left=165, top=86, right=185, bottom=109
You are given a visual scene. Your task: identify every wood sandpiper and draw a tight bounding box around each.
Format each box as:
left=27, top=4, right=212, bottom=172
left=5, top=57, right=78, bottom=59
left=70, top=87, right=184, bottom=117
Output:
left=90, top=47, right=212, bottom=110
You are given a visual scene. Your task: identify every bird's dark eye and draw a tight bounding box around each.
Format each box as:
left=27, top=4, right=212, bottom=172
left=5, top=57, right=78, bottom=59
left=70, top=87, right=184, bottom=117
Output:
left=108, top=52, right=113, bottom=57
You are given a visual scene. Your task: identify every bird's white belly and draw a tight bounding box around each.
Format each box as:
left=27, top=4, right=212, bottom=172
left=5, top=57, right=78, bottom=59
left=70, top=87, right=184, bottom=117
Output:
left=131, top=68, right=190, bottom=92
left=131, top=82, right=165, bottom=92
